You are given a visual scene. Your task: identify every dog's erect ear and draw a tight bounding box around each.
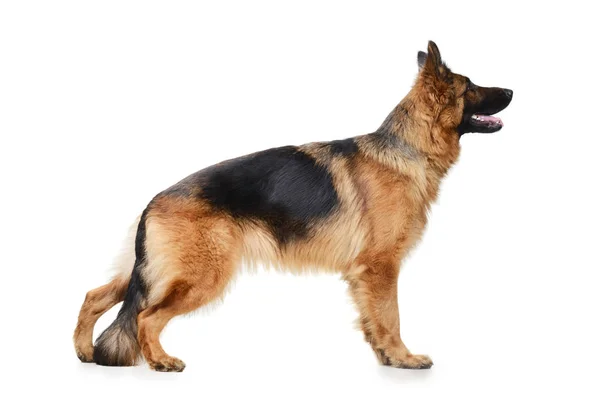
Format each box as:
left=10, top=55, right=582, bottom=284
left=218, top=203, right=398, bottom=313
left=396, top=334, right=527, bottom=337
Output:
left=427, top=41, right=442, bottom=69
left=417, top=51, right=427, bottom=70
left=418, top=41, right=446, bottom=77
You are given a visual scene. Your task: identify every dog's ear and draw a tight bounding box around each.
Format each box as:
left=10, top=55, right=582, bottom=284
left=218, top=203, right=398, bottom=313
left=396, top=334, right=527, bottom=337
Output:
left=418, top=41, right=447, bottom=77
left=427, top=41, right=442, bottom=69
left=417, top=51, right=428, bottom=70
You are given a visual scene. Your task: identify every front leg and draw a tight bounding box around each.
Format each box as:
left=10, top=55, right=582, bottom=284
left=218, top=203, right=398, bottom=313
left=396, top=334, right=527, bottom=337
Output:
left=346, top=258, right=432, bottom=369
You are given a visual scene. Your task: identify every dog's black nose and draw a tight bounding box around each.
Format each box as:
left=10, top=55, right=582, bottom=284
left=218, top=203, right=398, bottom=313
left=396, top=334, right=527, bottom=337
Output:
left=503, top=89, right=513, bottom=99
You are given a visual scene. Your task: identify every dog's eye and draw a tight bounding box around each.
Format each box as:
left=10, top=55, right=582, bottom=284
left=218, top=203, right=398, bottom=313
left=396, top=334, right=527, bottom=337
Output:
left=458, top=80, right=472, bottom=97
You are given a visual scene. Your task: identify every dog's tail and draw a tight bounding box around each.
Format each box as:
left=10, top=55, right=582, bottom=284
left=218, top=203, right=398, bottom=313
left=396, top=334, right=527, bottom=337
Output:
left=93, top=211, right=149, bottom=366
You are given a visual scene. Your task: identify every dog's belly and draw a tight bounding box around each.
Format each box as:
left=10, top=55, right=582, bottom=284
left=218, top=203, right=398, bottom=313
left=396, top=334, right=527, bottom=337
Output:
left=239, top=208, right=366, bottom=274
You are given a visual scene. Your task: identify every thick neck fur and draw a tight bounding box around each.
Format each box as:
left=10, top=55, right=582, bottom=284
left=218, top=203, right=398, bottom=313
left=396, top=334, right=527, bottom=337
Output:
left=373, top=81, right=461, bottom=178
left=355, top=77, right=461, bottom=206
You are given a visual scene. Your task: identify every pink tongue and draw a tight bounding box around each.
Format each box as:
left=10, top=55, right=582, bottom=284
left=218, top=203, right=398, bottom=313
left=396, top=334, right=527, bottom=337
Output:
left=474, top=114, right=503, bottom=124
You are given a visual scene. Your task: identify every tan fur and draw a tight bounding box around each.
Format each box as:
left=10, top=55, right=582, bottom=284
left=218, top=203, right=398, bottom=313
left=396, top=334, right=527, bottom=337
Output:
left=73, top=275, right=129, bottom=362
left=135, top=196, right=242, bottom=371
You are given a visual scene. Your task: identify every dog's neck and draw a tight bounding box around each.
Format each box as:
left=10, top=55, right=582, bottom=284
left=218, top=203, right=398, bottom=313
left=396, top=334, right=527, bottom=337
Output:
left=375, top=91, right=461, bottom=176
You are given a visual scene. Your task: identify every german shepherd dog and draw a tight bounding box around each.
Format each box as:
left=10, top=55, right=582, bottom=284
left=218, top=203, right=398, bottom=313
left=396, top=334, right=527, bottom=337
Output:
left=74, top=41, right=513, bottom=372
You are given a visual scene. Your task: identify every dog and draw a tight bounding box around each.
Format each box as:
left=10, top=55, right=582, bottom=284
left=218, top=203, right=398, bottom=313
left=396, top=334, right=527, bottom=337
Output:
left=74, top=41, right=513, bottom=372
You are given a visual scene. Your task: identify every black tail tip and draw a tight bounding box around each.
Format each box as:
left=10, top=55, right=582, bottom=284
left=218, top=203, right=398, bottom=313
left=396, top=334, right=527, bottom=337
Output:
left=93, top=344, right=138, bottom=366
left=93, top=326, right=140, bottom=366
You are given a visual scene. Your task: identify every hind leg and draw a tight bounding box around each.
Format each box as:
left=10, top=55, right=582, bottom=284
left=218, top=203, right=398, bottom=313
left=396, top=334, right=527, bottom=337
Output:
left=137, top=202, right=240, bottom=372
left=73, top=275, right=129, bottom=362
left=137, top=278, right=232, bottom=372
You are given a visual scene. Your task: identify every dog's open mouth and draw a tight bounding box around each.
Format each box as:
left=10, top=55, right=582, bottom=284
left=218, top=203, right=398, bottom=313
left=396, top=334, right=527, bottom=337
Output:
left=470, top=114, right=503, bottom=130
left=459, top=87, right=512, bottom=135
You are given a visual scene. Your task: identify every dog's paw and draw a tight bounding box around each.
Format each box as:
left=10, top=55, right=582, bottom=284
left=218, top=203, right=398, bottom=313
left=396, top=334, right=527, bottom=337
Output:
left=388, top=354, right=433, bottom=369
left=148, top=357, right=186, bottom=372
left=75, top=346, right=94, bottom=363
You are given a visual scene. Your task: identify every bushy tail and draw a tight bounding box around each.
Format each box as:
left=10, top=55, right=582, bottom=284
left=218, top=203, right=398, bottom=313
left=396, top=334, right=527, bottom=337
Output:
left=94, top=211, right=149, bottom=366
left=93, top=269, right=145, bottom=366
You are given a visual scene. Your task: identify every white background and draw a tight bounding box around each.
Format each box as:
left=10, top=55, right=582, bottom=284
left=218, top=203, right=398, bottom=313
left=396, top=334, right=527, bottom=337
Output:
left=1, top=1, right=599, bottom=400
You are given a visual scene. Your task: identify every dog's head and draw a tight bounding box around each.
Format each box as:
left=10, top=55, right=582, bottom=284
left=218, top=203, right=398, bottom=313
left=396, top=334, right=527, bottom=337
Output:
left=416, top=41, right=513, bottom=135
